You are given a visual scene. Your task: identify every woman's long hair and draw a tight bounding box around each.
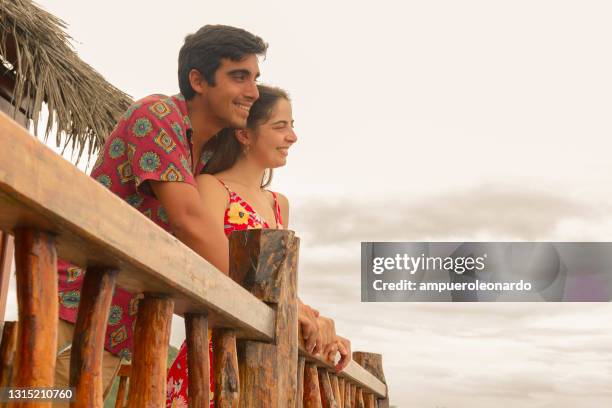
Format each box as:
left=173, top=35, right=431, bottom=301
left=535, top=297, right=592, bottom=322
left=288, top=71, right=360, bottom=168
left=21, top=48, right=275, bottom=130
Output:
left=202, top=84, right=290, bottom=188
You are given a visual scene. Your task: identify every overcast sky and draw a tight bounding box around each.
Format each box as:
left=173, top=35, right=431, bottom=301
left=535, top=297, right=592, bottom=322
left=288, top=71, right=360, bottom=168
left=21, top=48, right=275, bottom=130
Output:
left=5, top=1, right=612, bottom=406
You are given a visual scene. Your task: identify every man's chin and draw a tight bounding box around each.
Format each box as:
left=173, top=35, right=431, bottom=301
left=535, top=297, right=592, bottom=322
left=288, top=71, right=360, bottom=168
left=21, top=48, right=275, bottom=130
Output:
left=228, top=116, right=248, bottom=129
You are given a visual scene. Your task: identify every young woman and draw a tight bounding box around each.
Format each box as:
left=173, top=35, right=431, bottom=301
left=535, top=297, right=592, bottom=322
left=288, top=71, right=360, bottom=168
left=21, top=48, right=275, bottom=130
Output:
left=166, top=85, right=350, bottom=407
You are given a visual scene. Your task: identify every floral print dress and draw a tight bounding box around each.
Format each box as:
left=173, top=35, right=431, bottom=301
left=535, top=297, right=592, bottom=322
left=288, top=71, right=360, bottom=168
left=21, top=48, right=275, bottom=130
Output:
left=166, top=179, right=283, bottom=408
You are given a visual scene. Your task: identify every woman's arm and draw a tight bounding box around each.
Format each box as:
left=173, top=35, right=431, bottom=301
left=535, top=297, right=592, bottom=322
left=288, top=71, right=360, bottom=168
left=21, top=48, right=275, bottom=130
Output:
left=193, top=174, right=231, bottom=273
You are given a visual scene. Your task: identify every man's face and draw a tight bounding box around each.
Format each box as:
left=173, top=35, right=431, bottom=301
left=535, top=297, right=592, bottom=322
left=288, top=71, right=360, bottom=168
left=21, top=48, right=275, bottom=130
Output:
left=205, top=55, right=260, bottom=128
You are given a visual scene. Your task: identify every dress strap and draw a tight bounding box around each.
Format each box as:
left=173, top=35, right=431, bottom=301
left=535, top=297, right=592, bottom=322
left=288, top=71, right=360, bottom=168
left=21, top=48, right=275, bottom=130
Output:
left=270, top=191, right=284, bottom=228
left=216, top=178, right=234, bottom=196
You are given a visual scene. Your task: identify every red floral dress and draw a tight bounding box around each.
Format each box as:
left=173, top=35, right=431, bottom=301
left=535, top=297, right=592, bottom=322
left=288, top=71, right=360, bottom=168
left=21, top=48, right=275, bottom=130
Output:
left=166, top=179, right=283, bottom=408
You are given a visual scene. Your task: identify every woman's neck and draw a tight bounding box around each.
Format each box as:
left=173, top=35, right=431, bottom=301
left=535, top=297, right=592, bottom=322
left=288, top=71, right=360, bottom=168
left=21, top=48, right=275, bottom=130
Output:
left=220, top=156, right=266, bottom=190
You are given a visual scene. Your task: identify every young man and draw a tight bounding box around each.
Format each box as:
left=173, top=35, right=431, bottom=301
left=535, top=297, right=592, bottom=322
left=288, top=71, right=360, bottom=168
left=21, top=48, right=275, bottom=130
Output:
left=55, top=25, right=348, bottom=401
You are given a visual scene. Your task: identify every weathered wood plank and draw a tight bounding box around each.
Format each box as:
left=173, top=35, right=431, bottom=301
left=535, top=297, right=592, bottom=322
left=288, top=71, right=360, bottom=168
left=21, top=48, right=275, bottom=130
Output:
left=0, top=321, right=17, bottom=388
left=70, top=267, right=117, bottom=408
left=212, top=328, right=239, bottom=408
left=233, top=230, right=299, bottom=408
left=127, top=293, right=173, bottom=407
left=13, top=228, right=57, bottom=399
left=0, top=112, right=273, bottom=340
left=318, top=368, right=338, bottom=408
left=185, top=314, right=210, bottom=408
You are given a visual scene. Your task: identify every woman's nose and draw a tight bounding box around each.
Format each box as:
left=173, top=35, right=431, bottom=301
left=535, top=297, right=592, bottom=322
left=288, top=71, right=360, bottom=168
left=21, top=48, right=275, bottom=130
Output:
left=287, top=129, right=297, bottom=144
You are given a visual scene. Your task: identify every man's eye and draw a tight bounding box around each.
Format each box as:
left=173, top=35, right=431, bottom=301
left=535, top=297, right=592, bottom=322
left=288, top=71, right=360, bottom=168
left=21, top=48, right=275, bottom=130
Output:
left=232, top=74, right=246, bottom=81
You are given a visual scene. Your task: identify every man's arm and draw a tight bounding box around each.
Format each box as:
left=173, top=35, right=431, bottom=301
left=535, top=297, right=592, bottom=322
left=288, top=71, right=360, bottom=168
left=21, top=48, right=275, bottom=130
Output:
left=150, top=180, right=229, bottom=274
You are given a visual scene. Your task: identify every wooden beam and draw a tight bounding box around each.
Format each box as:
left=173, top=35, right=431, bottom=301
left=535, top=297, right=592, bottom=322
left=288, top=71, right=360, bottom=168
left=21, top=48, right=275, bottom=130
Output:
left=0, top=233, right=13, bottom=321
left=13, top=229, right=57, bottom=396
left=330, top=374, right=341, bottom=408
left=297, top=357, right=305, bottom=408
left=212, top=328, right=239, bottom=407
left=318, top=368, right=338, bottom=408
left=303, top=363, right=322, bottom=408
left=127, top=293, right=173, bottom=407
left=232, top=230, right=299, bottom=407
left=0, top=111, right=274, bottom=341
left=0, top=321, right=17, bottom=389
left=69, top=267, right=117, bottom=408
left=337, top=378, right=345, bottom=408
left=344, top=383, right=352, bottom=408
left=185, top=313, right=210, bottom=408
left=114, top=374, right=129, bottom=408
left=352, top=352, right=388, bottom=407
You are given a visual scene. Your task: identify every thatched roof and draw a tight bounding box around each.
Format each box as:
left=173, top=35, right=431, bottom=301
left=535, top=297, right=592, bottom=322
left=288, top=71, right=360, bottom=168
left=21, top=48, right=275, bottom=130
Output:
left=0, top=0, right=132, bottom=159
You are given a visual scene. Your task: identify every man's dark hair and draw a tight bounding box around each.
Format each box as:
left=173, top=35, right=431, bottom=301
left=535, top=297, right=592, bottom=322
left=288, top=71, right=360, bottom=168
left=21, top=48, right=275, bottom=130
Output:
left=178, top=25, right=268, bottom=99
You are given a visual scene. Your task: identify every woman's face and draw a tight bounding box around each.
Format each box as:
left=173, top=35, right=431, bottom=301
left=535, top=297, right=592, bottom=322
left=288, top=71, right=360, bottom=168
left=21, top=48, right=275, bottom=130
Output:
left=249, top=98, right=297, bottom=168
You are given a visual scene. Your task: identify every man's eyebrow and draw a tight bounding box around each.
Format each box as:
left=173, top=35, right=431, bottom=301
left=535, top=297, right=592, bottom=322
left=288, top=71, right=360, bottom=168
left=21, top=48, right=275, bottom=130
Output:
left=227, top=68, right=259, bottom=79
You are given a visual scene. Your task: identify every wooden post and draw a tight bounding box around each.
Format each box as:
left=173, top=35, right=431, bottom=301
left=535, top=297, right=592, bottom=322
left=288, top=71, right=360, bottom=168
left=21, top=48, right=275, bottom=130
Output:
left=344, top=383, right=352, bottom=408
left=318, top=368, right=338, bottom=408
left=352, top=352, right=388, bottom=408
left=114, top=365, right=130, bottom=408
left=13, top=229, right=58, bottom=399
left=127, top=293, right=173, bottom=408
left=364, top=393, right=376, bottom=408
left=185, top=313, right=210, bottom=407
left=212, top=328, right=239, bottom=408
left=0, top=233, right=14, bottom=321
left=303, top=363, right=322, bottom=408
left=354, top=388, right=364, bottom=408
left=69, top=267, right=117, bottom=408
left=230, top=230, right=299, bottom=408
left=297, top=357, right=305, bottom=408
left=330, top=374, right=341, bottom=408
left=0, top=321, right=18, bottom=389
left=337, top=378, right=345, bottom=408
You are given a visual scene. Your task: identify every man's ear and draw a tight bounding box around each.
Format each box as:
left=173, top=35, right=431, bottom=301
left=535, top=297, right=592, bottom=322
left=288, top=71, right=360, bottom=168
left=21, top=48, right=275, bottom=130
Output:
left=188, top=69, right=209, bottom=95
left=234, top=129, right=251, bottom=145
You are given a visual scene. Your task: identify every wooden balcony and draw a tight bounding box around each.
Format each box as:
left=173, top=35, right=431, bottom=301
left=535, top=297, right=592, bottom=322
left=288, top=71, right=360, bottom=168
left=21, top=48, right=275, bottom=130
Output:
left=0, top=110, right=389, bottom=407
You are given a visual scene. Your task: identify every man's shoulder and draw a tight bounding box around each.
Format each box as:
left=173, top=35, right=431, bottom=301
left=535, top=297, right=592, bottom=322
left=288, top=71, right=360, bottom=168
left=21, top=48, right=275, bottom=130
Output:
left=121, top=93, right=187, bottom=123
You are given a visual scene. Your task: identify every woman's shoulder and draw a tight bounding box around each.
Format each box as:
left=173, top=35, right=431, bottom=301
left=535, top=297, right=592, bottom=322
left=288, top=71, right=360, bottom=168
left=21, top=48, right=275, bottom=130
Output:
left=265, top=190, right=289, bottom=206
left=196, top=174, right=230, bottom=200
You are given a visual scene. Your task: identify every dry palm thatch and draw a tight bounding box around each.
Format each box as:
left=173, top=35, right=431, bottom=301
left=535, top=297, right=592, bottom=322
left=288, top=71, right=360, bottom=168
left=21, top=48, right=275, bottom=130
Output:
left=0, top=0, right=132, bottom=160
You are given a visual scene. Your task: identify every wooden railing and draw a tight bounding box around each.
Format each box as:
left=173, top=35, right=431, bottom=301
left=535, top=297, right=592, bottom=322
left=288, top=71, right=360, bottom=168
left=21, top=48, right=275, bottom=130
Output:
left=0, top=110, right=390, bottom=407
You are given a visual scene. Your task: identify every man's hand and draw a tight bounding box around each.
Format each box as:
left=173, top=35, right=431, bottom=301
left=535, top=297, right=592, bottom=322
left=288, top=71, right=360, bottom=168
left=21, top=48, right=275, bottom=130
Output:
left=298, top=299, right=320, bottom=354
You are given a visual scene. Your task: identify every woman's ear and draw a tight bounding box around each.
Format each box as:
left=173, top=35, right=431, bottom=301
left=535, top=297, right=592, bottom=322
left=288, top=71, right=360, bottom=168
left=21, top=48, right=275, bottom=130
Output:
left=234, top=129, right=251, bottom=145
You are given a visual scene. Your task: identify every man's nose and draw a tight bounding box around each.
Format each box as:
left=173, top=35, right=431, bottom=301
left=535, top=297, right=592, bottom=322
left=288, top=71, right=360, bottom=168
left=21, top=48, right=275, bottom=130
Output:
left=244, top=80, right=259, bottom=101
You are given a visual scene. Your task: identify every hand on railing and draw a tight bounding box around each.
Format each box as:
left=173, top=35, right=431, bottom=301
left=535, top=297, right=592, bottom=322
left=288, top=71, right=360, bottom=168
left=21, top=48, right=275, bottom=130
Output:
left=331, top=335, right=352, bottom=372
left=299, top=306, right=353, bottom=373
left=298, top=299, right=321, bottom=353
